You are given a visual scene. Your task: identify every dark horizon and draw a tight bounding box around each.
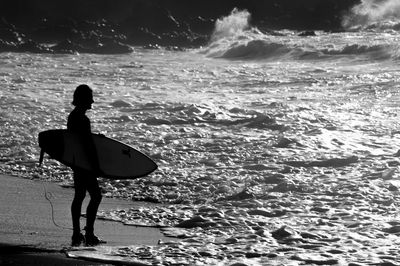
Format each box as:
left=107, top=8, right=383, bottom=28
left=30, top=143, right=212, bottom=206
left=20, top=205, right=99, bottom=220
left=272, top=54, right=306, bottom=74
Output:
left=2, top=0, right=361, bottom=30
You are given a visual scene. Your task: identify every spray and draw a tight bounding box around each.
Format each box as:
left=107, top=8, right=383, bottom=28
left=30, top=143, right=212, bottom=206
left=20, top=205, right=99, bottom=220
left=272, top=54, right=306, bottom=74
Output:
left=343, top=0, right=400, bottom=29
left=211, top=8, right=251, bottom=42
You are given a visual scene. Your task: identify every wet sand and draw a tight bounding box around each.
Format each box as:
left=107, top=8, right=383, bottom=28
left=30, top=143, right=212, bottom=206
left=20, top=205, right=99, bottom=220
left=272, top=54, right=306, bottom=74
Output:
left=0, top=174, right=171, bottom=265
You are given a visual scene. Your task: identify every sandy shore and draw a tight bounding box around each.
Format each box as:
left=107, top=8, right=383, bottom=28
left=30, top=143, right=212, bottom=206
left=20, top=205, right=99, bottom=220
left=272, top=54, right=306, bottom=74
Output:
left=0, top=174, right=171, bottom=265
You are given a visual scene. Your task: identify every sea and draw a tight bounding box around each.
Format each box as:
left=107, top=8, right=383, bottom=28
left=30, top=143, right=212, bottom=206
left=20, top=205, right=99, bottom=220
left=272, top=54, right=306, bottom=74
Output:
left=2, top=3, right=400, bottom=265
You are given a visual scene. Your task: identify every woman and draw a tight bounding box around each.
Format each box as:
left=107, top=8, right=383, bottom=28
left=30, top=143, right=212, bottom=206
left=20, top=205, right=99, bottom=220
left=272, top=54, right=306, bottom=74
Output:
left=67, top=84, right=104, bottom=246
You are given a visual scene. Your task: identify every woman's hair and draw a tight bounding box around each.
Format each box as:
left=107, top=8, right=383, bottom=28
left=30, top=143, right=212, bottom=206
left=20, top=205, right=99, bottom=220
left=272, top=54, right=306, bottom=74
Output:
left=72, top=84, right=93, bottom=106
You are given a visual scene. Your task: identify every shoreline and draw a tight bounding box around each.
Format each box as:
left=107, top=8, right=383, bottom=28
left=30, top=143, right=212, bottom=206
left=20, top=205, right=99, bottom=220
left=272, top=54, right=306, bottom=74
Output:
left=0, top=243, right=107, bottom=266
left=0, top=174, right=172, bottom=265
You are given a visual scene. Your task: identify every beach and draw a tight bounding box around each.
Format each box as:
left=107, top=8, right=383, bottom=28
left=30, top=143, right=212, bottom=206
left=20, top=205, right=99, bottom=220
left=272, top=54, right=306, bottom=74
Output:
left=0, top=174, right=171, bottom=265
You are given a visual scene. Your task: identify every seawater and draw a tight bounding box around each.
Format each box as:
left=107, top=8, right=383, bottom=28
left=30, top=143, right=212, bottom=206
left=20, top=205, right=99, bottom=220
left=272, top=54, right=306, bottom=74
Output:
left=1, top=31, right=400, bottom=181
left=2, top=10, right=400, bottom=265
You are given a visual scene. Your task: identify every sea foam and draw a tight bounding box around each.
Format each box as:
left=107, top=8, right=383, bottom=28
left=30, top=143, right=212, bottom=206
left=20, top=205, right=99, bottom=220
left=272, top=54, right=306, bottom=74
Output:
left=204, top=8, right=400, bottom=61
left=343, top=0, right=400, bottom=30
left=210, top=8, right=251, bottom=42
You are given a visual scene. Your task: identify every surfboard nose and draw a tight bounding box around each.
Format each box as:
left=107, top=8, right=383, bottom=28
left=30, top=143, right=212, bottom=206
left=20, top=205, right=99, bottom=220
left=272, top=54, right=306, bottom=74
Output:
left=38, top=131, right=46, bottom=166
left=39, top=149, right=45, bottom=166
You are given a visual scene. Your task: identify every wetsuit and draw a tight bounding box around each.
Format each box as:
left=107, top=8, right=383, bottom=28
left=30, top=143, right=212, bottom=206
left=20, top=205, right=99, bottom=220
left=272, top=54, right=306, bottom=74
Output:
left=67, top=108, right=102, bottom=236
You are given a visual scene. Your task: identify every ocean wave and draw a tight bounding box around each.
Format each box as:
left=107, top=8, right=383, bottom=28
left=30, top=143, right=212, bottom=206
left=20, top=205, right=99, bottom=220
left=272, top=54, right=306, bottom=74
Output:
left=344, top=19, right=400, bottom=32
left=203, top=8, right=398, bottom=61
left=219, top=40, right=293, bottom=60
left=342, top=0, right=400, bottom=31
left=322, top=43, right=393, bottom=60
left=138, top=102, right=284, bottom=130
left=211, top=8, right=251, bottom=42
left=204, top=30, right=398, bottom=61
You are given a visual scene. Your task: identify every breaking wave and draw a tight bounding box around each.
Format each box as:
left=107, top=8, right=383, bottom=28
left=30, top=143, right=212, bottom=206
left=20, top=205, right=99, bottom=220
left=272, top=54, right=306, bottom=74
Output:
left=205, top=34, right=397, bottom=61
left=203, top=9, right=399, bottom=61
left=211, top=8, right=251, bottom=42
left=343, top=0, right=400, bottom=31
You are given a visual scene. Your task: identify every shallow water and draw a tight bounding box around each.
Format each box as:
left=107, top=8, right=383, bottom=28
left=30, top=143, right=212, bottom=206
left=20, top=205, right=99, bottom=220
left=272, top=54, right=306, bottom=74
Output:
left=2, top=29, right=400, bottom=264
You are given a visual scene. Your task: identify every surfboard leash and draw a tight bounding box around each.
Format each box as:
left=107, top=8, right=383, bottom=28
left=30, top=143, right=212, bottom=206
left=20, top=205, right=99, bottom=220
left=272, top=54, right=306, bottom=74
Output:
left=42, top=182, right=73, bottom=231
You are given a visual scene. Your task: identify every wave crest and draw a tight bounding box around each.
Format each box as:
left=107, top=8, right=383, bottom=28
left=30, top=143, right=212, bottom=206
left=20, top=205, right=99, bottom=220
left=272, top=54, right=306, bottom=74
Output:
left=211, top=8, right=251, bottom=42
left=204, top=33, right=397, bottom=61
left=343, top=0, right=400, bottom=31
left=220, top=40, right=292, bottom=59
left=203, top=9, right=399, bottom=61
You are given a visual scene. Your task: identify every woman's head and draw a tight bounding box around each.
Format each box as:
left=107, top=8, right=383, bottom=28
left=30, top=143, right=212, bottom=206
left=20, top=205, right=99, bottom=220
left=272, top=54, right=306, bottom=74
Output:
left=72, top=84, right=94, bottom=109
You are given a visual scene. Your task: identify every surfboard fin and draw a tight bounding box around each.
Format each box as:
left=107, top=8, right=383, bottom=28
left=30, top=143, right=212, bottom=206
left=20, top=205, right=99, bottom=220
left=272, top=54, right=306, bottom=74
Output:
left=39, top=149, right=45, bottom=166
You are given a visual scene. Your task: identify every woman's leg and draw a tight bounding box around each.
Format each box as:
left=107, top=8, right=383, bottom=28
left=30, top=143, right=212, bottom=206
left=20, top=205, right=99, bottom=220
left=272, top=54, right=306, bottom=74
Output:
left=85, top=176, right=102, bottom=235
left=71, top=171, right=87, bottom=245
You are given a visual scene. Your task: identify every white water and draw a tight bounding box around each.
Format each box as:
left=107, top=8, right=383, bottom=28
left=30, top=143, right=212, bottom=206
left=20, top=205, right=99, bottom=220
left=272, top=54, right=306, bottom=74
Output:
left=343, top=0, right=400, bottom=30
left=1, top=32, right=400, bottom=186
left=211, top=8, right=251, bottom=42
left=2, top=8, right=400, bottom=185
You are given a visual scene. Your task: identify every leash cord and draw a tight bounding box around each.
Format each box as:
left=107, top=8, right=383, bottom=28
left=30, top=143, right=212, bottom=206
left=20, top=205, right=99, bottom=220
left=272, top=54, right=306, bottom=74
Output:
left=42, top=183, right=73, bottom=231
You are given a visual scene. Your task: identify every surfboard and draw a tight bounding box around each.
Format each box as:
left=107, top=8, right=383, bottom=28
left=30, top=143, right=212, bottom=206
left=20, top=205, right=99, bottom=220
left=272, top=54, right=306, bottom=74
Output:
left=38, top=129, right=157, bottom=179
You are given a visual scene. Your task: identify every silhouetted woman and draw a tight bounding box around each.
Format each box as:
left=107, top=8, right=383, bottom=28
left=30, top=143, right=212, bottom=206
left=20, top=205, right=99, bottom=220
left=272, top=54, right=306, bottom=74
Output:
left=67, top=84, right=104, bottom=246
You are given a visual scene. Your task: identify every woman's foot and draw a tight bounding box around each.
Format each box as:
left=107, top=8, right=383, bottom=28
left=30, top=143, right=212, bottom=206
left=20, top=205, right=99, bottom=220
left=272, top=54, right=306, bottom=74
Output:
left=71, top=232, right=85, bottom=246
left=85, top=233, right=106, bottom=246
left=84, top=227, right=106, bottom=246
